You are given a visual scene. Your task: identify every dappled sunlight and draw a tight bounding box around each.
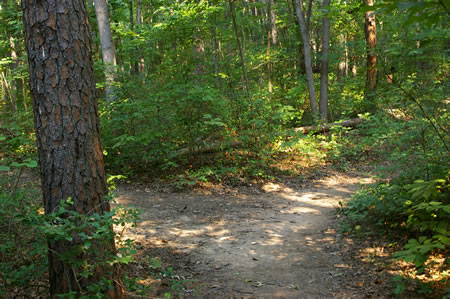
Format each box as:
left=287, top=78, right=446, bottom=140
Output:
left=168, top=227, right=206, bottom=238
left=114, top=173, right=373, bottom=296
left=280, top=206, right=322, bottom=215
left=261, top=232, right=284, bottom=246
left=278, top=191, right=337, bottom=208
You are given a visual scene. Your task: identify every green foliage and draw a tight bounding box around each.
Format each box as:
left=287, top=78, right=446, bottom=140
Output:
left=339, top=110, right=449, bottom=293
left=0, top=163, right=141, bottom=297
left=41, top=198, right=140, bottom=297
left=0, top=176, right=46, bottom=296
left=392, top=176, right=449, bottom=272
left=1, top=0, right=448, bottom=295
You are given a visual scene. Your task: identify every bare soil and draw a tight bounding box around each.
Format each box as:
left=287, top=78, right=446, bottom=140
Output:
left=115, top=169, right=407, bottom=298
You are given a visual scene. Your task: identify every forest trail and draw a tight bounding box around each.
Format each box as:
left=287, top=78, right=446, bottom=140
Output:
left=116, top=171, right=375, bottom=298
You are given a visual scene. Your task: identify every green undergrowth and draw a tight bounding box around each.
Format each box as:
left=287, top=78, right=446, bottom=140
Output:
left=338, top=113, right=449, bottom=296
left=0, top=165, right=142, bottom=297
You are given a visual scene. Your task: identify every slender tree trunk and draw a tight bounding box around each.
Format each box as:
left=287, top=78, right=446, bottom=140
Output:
left=94, top=0, right=117, bottom=102
left=129, top=0, right=139, bottom=74
left=10, top=36, right=23, bottom=111
left=338, top=34, right=349, bottom=80
left=319, top=0, right=330, bottom=121
left=136, top=0, right=145, bottom=72
left=211, top=25, right=220, bottom=86
left=22, top=1, right=123, bottom=297
left=294, top=0, right=318, bottom=116
left=137, top=0, right=142, bottom=25
left=267, top=0, right=274, bottom=93
left=229, top=0, right=251, bottom=102
left=269, top=0, right=277, bottom=45
left=1, top=71, right=16, bottom=112
left=350, top=35, right=357, bottom=77
left=364, top=0, right=377, bottom=92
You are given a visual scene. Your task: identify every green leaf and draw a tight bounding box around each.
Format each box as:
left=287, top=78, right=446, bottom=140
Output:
left=25, top=160, right=38, bottom=168
left=0, top=165, right=10, bottom=171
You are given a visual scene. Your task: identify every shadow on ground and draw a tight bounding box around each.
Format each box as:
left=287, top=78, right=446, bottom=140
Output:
left=115, top=172, right=401, bottom=298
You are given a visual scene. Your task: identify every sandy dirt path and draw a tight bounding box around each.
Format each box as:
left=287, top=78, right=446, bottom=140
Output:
left=116, top=172, right=373, bottom=298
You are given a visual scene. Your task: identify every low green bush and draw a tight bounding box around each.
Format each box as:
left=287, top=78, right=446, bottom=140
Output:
left=0, top=164, right=140, bottom=297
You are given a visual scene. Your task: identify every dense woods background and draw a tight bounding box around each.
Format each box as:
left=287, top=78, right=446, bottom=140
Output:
left=0, top=0, right=448, bottom=297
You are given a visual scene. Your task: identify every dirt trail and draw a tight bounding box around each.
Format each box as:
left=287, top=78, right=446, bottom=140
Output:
left=116, top=172, right=374, bottom=298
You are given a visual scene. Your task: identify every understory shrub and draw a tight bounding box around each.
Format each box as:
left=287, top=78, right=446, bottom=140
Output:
left=339, top=110, right=449, bottom=293
left=0, top=165, right=140, bottom=297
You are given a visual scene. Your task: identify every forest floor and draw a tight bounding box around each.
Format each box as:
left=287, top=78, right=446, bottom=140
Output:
left=115, top=167, right=410, bottom=298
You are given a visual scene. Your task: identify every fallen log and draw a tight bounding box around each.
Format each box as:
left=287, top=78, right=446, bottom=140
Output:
left=294, top=117, right=364, bottom=134
left=176, top=140, right=241, bottom=156
left=176, top=118, right=364, bottom=157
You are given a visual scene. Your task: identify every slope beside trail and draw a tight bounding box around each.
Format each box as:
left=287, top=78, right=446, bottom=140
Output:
left=116, top=171, right=375, bottom=298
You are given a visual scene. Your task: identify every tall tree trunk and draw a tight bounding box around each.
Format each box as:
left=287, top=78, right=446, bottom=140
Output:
left=94, top=0, right=117, bottom=102
left=211, top=25, right=220, bottom=86
left=229, top=0, right=251, bottom=102
left=10, top=36, right=22, bottom=112
left=22, top=1, right=123, bottom=297
left=1, top=71, right=16, bottom=112
left=129, top=0, right=139, bottom=74
left=319, top=0, right=330, bottom=121
left=136, top=0, right=145, bottom=72
left=364, top=0, right=377, bottom=92
left=269, top=0, right=277, bottom=45
left=137, top=0, right=142, bottom=25
left=350, top=35, right=357, bottom=77
left=294, top=0, right=318, bottom=116
left=338, top=33, right=349, bottom=80
left=266, top=0, right=274, bottom=93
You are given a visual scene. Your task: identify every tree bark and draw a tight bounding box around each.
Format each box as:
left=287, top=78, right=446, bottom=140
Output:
left=22, top=0, right=123, bottom=297
left=94, top=0, right=117, bottom=102
left=364, top=0, right=377, bottom=92
left=294, top=0, right=318, bottom=116
left=319, top=0, right=330, bottom=121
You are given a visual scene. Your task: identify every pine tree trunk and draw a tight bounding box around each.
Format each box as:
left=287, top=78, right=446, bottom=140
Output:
left=22, top=1, right=123, bottom=297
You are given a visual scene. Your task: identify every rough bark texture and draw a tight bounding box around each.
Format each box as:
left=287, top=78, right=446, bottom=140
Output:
left=94, top=0, right=117, bottom=102
left=364, top=0, right=377, bottom=92
left=22, top=0, right=122, bottom=297
left=319, top=0, right=330, bottom=121
left=294, top=0, right=318, bottom=116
